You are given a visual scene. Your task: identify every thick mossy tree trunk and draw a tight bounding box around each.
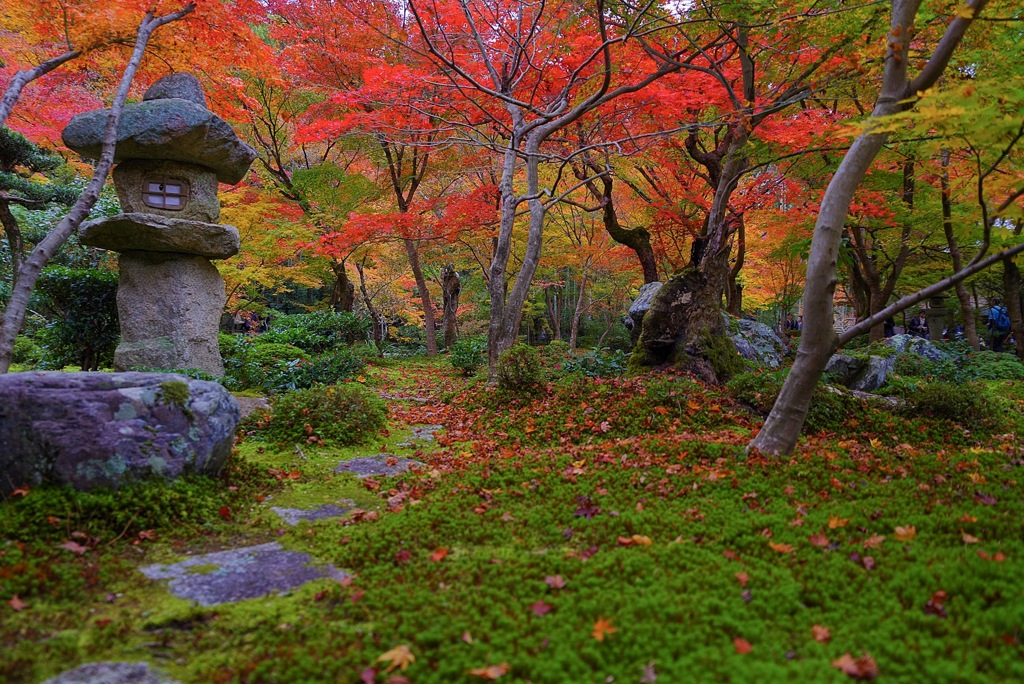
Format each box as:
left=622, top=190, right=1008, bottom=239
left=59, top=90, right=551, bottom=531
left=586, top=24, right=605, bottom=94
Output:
left=440, top=264, right=461, bottom=348
left=629, top=256, right=742, bottom=384
left=330, top=261, right=355, bottom=312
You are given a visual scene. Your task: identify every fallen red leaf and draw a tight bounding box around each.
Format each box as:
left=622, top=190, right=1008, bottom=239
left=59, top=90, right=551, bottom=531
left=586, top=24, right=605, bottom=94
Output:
left=924, top=590, right=948, bottom=618
left=831, top=652, right=878, bottom=680
left=11, top=486, right=30, bottom=497
left=467, top=663, right=510, bottom=679
left=529, top=600, right=552, bottom=617
left=733, top=637, right=752, bottom=654
left=217, top=506, right=232, bottom=521
left=544, top=575, right=566, bottom=589
left=8, top=595, right=27, bottom=612
left=60, top=541, right=88, bottom=554
left=812, top=624, right=831, bottom=643
left=394, top=550, right=412, bottom=564
left=735, top=571, right=749, bottom=587
left=808, top=532, right=829, bottom=547
left=429, top=548, right=449, bottom=562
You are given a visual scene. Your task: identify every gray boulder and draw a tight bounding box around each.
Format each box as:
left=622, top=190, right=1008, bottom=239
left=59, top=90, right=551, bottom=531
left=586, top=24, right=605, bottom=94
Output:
left=143, top=73, right=207, bottom=107
left=884, top=333, right=949, bottom=361
left=115, top=252, right=226, bottom=376
left=728, top=316, right=789, bottom=368
left=824, top=353, right=896, bottom=392
left=80, top=213, right=239, bottom=259
left=44, top=662, right=178, bottom=684
left=62, top=99, right=256, bottom=184
left=624, top=281, right=663, bottom=331
left=0, top=372, right=238, bottom=495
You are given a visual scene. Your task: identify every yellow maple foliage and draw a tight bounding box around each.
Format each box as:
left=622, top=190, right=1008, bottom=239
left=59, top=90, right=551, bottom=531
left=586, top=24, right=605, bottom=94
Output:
left=376, top=644, right=415, bottom=672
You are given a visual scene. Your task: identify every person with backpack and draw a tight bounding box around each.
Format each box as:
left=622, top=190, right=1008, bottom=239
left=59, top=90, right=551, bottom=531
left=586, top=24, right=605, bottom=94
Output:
left=988, top=298, right=1011, bottom=352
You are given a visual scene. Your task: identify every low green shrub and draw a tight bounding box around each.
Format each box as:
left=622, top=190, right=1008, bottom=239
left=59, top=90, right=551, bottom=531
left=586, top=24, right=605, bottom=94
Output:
left=259, top=384, right=387, bottom=446
left=220, top=335, right=362, bottom=393
left=537, top=340, right=572, bottom=375
left=563, top=347, right=629, bottom=378
left=449, top=336, right=485, bottom=376
left=260, top=310, right=370, bottom=353
left=497, top=343, right=542, bottom=392
left=727, top=368, right=865, bottom=434
left=961, top=350, right=1024, bottom=381
left=12, top=335, right=43, bottom=365
left=900, top=381, right=1002, bottom=429
left=34, top=266, right=119, bottom=371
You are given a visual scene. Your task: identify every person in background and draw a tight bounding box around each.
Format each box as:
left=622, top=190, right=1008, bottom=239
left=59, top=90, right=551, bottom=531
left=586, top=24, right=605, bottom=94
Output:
left=987, top=298, right=1011, bottom=352
left=884, top=317, right=895, bottom=338
left=908, top=310, right=928, bottom=338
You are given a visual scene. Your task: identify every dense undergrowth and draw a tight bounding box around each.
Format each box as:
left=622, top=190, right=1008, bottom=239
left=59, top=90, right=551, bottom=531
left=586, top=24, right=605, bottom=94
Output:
left=2, top=356, right=1023, bottom=683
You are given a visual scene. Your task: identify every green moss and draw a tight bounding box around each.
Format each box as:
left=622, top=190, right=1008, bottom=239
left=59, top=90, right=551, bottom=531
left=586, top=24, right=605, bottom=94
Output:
left=159, top=380, right=191, bottom=409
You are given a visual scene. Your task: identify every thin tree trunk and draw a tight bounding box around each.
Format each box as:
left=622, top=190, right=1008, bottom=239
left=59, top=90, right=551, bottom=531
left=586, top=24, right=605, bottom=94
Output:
left=0, top=198, right=24, bottom=287
left=330, top=260, right=355, bottom=312
left=440, top=264, right=461, bottom=348
left=1003, top=259, right=1024, bottom=359
left=356, top=260, right=386, bottom=356
left=0, top=50, right=83, bottom=128
left=751, top=0, right=990, bottom=455
left=941, top=149, right=980, bottom=349
left=726, top=214, right=745, bottom=316
left=403, top=238, right=437, bottom=355
left=0, top=5, right=195, bottom=373
left=545, top=287, right=562, bottom=341
left=569, top=272, right=588, bottom=350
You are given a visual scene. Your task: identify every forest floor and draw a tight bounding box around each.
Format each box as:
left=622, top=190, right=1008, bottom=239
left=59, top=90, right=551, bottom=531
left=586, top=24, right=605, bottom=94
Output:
left=2, top=357, right=1024, bottom=683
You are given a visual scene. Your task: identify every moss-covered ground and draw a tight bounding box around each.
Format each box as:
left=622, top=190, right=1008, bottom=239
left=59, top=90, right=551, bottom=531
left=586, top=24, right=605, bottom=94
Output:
left=2, top=357, right=1024, bottom=682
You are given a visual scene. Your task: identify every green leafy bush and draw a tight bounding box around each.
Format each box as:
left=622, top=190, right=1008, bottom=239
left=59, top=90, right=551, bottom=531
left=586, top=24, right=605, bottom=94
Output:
left=221, top=335, right=363, bottom=393
left=34, top=266, right=119, bottom=370
left=899, top=381, right=1002, bottom=429
left=563, top=347, right=629, bottom=378
left=497, top=343, right=542, bottom=392
left=12, top=335, right=43, bottom=365
left=449, top=336, right=485, bottom=376
left=260, top=310, right=370, bottom=353
left=726, top=368, right=863, bottom=434
left=258, top=384, right=387, bottom=446
left=961, top=350, right=1024, bottom=381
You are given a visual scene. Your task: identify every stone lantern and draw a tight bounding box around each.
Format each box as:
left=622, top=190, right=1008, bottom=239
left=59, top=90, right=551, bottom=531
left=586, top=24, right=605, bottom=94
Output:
left=926, top=293, right=948, bottom=342
left=62, top=74, right=256, bottom=376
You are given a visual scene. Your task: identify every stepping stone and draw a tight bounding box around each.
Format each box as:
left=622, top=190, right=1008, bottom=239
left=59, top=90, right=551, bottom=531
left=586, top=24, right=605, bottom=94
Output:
left=43, top=661, right=178, bottom=683
left=139, top=542, right=347, bottom=606
left=270, top=502, right=353, bottom=526
left=396, top=424, right=443, bottom=447
left=335, top=455, right=424, bottom=478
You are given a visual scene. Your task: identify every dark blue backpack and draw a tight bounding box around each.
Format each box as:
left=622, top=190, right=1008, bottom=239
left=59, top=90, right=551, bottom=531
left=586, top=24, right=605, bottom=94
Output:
left=990, top=305, right=1011, bottom=333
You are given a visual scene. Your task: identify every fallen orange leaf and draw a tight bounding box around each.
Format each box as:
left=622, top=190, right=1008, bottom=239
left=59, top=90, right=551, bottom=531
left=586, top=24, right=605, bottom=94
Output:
left=8, top=595, right=26, bottom=612
left=831, top=652, right=878, bottom=680
left=769, top=541, right=795, bottom=553
left=430, top=548, right=449, bottom=562
left=735, top=571, right=749, bottom=587
left=893, top=526, right=916, bottom=542
left=828, top=516, right=850, bottom=529
left=376, top=644, right=415, bottom=673
left=812, top=624, right=831, bottom=643
left=862, top=534, right=885, bottom=549
left=468, top=663, right=510, bottom=679
left=592, top=618, right=617, bottom=642
left=961, top=531, right=979, bottom=544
